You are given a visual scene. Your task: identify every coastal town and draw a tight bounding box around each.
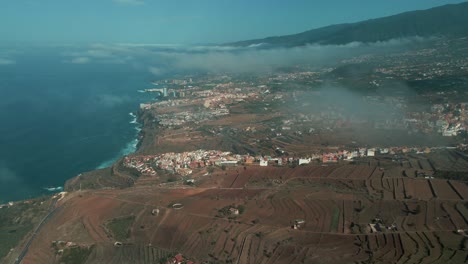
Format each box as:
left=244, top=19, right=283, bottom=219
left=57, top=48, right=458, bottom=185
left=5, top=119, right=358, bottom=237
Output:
left=123, top=145, right=444, bottom=178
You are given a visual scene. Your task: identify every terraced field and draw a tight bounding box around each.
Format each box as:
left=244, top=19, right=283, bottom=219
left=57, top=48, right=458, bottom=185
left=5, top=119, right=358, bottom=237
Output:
left=16, top=158, right=468, bottom=264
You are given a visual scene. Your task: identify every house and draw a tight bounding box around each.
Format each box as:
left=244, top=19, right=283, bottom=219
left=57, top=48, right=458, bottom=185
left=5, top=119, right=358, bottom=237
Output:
left=322, top=155, right=338, bottom=163
left=260, top=160, right=268, bottom=167
left=295, top=219, right=305, bottom=225
left=173, top=254, right=184, bottom=264
left=230, top=208, right=240, bottom=215
left=367, top=149, right=375, bottom=157
left=292, top=219, right=305, bottom=229
left=220, top=160, right=238, bottom=167
left=245, top=156, right=255, bottom=164
left=298, top=158, right=311, bottom=165
left=379, top=148, right=389, bottom=154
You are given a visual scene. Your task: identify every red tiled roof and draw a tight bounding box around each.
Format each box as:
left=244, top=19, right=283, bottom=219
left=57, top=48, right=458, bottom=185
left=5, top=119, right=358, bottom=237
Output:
left=175, top=254, right=184, bottom=262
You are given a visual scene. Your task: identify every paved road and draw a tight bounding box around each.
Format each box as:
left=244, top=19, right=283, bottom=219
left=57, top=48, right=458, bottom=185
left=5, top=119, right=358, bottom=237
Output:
left=14, top=199, right=60, bottom=264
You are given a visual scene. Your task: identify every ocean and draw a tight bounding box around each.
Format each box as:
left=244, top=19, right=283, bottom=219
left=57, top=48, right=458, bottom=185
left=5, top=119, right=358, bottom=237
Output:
left=0, top=47, right=158, bottom=202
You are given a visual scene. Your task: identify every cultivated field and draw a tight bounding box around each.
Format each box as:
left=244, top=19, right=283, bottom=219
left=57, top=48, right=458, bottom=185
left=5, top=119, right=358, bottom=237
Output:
left=15, top=158, right=468, bottom=264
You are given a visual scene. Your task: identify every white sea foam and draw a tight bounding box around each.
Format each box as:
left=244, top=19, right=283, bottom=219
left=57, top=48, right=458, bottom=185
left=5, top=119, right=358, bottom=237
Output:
left=129, top=112, right=138, bottom=124
left=96, top=114, right=142, bottom=169
left=44, top=186, right=64, bottom=192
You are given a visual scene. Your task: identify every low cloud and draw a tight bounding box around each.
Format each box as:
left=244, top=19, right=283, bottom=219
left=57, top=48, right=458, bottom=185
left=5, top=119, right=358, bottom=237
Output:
left=152, top=38, right=423, bottom=74
left=58, top=36, right=428, bottom=74
left=0, top=162, right=20, bottom=184
left=96, top=94, right=129, bottom=107
left=113, top=0, right=144, bottom=5
left=61, top=44, right=140, bottom=65
left=0, top=58, right=15, bottom=65
left=70, top=57, right=91, bottom=64
left=148, top=66, right=165, bottom=76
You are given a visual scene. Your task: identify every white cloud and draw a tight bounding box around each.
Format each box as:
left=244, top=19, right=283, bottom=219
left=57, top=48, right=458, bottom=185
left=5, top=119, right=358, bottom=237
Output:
left=96, top=94, right=129, bottom=107
left=113, top=0, right=144, bottom=5
left=148, top=66, right=165, bottom=76
left=0, top=58, right=15, bottom=65
left=70, top=57, right=91, bottom=64
left=0, top=162, right=20, bottom=184
left=149, top=37, right=428, bottom=74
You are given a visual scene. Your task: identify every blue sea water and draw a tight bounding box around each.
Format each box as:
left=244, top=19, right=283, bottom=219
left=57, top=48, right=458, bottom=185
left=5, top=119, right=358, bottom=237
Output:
left=0, top=48, right=158, bottom=202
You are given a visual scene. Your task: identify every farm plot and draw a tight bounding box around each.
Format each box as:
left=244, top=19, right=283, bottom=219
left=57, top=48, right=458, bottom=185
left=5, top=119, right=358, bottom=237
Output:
left=328, top=165, right=376, bottom=179
left=404, top=179, right=435, bottom=200
left=284, top=178, right=368, bottom=197
left=431, top=179, right=463, bottom=200
left=418, top=158, right=435, bottom=171
left=429, top=150, right=468, bottom=171
left=87, top=244, right=175, bottom=264
left=219, top=172, right=241, bottom=188
left=383, top=166, right=406, bottom=178
left=448, top=181, right=468, bottom=200
left=439, top=202, right=467, bottom=229
left=302, top=200, right=339, bottom=233
left=356, top=230, right=468, bottom=264
left=368, top=166, right=384, bottom=180
left=230, top=173, right=252, bottom=188
left=327, top=166, right=355, bottom=179
left=193, top=189, right=263, bottom=200
left=348, top=165, right=376, bottom=179
left=392, top=178, right=406, bottom=200
left=408, top=158, right=422, bottom=170
left=245, top=165, right=343, bottom=186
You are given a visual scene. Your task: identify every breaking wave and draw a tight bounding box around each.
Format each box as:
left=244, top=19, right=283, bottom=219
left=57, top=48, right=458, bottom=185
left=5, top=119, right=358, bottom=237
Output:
left=96, top=114, right=141, bottom=169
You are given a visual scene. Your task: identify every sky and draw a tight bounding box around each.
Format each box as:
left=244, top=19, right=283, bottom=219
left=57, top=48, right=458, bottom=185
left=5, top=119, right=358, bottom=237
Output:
left=0, top=0, right=467, bottom=45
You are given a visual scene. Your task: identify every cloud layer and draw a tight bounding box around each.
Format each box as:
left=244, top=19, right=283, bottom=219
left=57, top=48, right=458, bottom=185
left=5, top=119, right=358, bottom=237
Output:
left=0, top=58, right=15, bottom=65
left=113, top=0, right=144, bottom=5
left=56, top=37, right=428, bottom=76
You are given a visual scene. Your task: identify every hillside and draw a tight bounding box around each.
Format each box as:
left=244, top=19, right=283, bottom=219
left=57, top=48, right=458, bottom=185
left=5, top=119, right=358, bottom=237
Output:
left=229, top=2, right=468, bottom=47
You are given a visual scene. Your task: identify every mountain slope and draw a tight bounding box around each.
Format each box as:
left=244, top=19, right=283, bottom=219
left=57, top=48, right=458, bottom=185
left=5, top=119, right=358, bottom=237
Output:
left=229, top=2, right=468, bottom=47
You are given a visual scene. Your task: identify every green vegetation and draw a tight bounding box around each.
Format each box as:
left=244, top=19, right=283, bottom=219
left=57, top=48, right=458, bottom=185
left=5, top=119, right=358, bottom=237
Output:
left=330, top=207, right=340, bottom=232
left=106, top=216, right=135, bottom=241
left=0, top=200, right=49, bottom=259
left=59, top=245, right=94, bottom=264
left=216, top=204, right=245, bottom=218
left=237, top=204, right=246, bottom=214
left=166, top=176, right=177, bottom=183
left=0, top=223, right=33, bottom=259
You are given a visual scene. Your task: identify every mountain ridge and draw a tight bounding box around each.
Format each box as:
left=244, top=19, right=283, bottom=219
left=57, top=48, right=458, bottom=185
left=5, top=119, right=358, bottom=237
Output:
left=228, top=2, right=468, bottom=47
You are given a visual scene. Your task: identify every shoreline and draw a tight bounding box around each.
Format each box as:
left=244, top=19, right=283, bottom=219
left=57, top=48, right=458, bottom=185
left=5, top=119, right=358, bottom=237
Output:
left=2, top=109, right=148, bottom=204
left=95, top=111, right=143, bottom=169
